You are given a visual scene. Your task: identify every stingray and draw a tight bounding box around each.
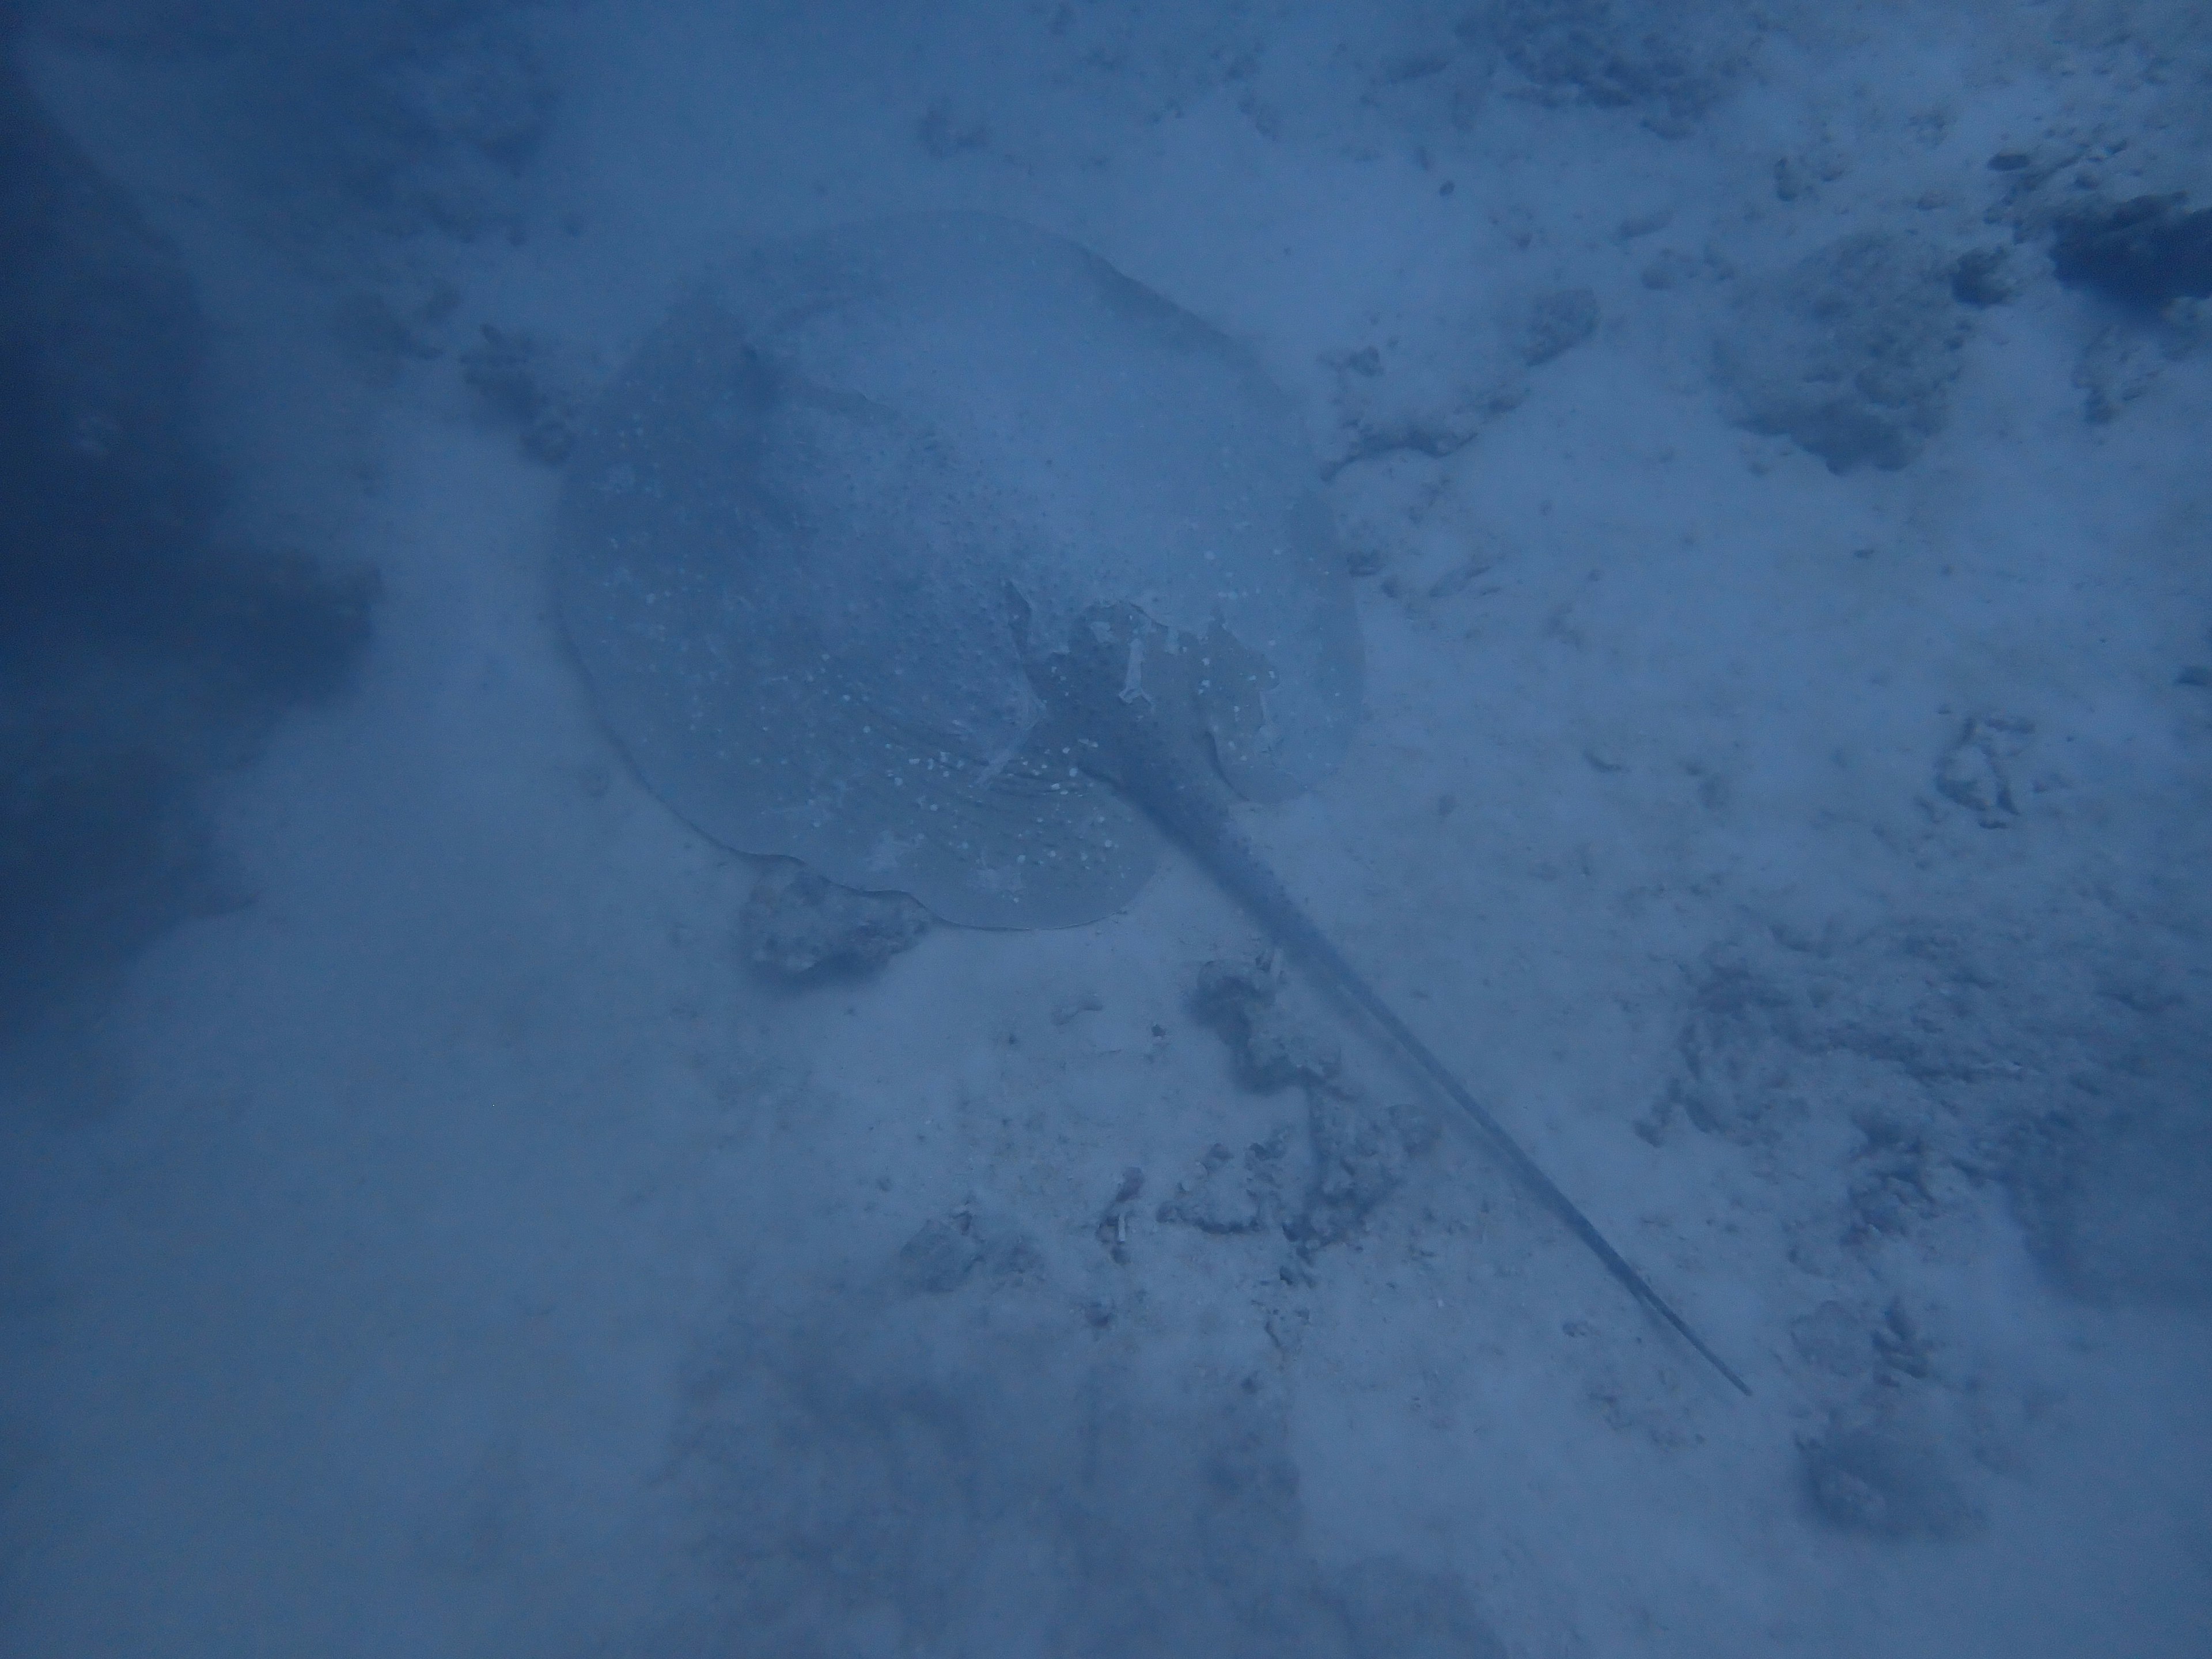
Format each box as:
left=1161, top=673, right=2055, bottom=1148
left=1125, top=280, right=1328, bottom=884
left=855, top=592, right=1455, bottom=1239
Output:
left=556, top=212, right=1748, bottom=1396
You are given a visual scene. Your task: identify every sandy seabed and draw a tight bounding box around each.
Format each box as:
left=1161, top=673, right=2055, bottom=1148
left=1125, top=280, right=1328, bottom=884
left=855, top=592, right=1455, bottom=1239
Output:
left=3, top=3, right=2209, bottom=1655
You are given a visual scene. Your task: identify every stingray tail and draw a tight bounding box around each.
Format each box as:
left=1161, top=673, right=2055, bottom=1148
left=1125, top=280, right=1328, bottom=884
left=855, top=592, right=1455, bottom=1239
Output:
left=1173, top=801, right=1754, bottom=1399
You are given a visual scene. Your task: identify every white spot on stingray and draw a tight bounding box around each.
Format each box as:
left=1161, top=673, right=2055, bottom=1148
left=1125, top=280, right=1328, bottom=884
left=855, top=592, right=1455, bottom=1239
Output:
left=967, top=862, right=1025, bottom=900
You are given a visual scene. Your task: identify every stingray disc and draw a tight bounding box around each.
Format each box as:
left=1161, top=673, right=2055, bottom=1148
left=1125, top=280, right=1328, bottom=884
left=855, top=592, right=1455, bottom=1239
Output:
left=556, top=211, right=1362, bottom=928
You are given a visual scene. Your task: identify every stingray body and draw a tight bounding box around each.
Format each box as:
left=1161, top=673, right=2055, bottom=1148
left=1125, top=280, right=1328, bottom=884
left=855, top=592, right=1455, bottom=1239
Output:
left=558, top=212, right=1357, bottom=930
left=558, top=213, right=1747, bottom=1395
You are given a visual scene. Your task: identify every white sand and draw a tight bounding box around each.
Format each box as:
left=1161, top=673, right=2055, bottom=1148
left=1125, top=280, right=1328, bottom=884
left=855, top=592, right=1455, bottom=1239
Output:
left=5, top=3, right=2209, bottom=1654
